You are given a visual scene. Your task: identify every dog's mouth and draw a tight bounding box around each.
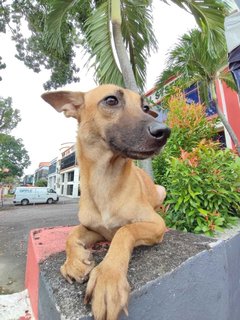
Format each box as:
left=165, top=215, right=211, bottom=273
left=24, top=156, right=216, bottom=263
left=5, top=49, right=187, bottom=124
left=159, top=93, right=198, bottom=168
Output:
left=107, top=139, right=164, bottom=160
left=123, top=148, right=163, bottom=160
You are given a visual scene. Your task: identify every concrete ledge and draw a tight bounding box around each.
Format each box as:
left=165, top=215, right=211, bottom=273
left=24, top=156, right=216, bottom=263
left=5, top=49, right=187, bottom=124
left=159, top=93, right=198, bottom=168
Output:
left=25, top=226, right=73, bottom=319
left=26, top=227, right=240, bottom=320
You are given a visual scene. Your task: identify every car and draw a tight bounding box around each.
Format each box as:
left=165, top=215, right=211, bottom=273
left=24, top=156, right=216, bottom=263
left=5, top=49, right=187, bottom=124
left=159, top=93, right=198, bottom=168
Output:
left=13, top=187, right=59, bottom=205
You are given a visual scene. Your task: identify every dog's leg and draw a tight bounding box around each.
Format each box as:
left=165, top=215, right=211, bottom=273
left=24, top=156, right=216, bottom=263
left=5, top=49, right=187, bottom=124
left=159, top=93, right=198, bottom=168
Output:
left=61, top=225, right=105, bottom=284
left=85, top=214, right=166, bottom=320
left=155, top=185, right=166, bottom=204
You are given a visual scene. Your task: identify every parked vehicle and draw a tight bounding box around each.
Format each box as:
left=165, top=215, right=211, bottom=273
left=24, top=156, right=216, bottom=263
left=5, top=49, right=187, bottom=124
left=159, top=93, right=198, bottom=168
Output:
left=13, top=187, right=59, bottom=205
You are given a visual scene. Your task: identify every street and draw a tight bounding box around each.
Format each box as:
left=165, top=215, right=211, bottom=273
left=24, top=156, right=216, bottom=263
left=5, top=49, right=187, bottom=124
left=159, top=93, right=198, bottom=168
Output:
left=0, top=198, right=79, bottom=294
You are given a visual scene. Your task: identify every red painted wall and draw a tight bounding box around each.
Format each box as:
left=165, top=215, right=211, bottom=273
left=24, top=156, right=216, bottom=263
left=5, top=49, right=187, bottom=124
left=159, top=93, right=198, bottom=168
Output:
left=216, top=80, right=240, bottom=148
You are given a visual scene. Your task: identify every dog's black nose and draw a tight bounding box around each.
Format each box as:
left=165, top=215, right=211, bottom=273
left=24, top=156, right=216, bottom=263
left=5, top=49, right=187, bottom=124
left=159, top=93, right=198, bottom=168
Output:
left=148, top=122, right=171, bottom=140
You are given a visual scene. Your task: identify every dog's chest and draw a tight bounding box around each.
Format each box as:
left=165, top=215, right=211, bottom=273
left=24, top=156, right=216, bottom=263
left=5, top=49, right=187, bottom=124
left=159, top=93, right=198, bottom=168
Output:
left=101, top=209, right=126, bottom=230
left=93, top=194, right=126, bottom=230
left=82, top=160, right=136, bottom=231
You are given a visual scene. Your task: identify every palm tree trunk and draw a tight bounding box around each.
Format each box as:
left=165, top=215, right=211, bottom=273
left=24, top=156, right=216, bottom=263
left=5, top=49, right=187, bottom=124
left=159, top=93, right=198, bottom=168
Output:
left=111, top=0, right=154, bottom=178
left=210, top=82, right=240, bottom=155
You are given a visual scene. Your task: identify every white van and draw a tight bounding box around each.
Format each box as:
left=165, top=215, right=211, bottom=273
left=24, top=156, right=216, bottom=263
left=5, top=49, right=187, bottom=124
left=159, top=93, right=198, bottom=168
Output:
left=13, top=187, right=59, bottom=205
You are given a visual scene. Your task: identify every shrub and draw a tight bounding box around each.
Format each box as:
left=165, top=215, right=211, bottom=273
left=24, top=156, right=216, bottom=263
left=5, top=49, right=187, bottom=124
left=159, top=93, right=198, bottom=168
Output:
left=35, top=179, right=47, bottom=187
left=153, top=93, right=216, bottom=185
left=153, top=93, right=240, bottom=236
left=163, top=140, right=240, bottom=235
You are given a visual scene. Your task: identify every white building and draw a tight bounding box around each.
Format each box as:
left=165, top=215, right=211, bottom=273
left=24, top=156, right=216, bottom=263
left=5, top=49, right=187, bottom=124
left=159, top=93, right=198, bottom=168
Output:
left=48, top=157, right=60, bottom=193
left=48, top=143, right=80, bottom=198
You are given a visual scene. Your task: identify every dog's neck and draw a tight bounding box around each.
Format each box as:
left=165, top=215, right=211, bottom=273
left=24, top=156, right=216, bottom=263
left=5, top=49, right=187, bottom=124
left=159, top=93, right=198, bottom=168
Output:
left=77, top=137, right=133, bottom=193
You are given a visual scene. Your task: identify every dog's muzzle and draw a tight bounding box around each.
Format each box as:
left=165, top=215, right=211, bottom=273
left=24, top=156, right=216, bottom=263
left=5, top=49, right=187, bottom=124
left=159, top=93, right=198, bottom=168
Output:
left=105, top=111, right=171, bottom=160
left=148, top=122, right=171, bottom=141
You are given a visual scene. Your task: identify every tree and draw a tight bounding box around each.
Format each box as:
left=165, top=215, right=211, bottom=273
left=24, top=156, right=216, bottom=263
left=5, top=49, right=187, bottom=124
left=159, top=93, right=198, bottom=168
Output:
left=0, top=96, right=21, bottom=133
left=41, top=0, right=230, bottom=177
left=156, top=28, right=240, bottom=155
left=0, top=0, right=8, bottom=80
left=0, top=134, right=31, bottom=182
left=1, top=1, right=229, bottom=90
left=35, top=179, right=47, bottom=187
left=0, top=97, right=30, bottom=182
left=0, top=0, right=230, bottom=176
left=0, top=0, right=80, bottom=89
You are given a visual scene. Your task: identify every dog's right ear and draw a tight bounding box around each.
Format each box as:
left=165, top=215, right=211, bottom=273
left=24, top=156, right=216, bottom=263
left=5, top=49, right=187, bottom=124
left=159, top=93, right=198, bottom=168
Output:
left=41, top=91, right=85, bottom=119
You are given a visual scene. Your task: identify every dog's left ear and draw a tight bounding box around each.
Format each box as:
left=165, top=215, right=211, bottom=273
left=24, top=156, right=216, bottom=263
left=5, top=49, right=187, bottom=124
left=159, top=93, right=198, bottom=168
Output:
left=41, top=91, right=85, bottom=119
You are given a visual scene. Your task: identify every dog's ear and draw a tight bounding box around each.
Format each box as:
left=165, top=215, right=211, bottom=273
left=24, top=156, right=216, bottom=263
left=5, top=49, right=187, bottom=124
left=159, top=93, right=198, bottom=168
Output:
left=41, top=91, right=84, bottom=119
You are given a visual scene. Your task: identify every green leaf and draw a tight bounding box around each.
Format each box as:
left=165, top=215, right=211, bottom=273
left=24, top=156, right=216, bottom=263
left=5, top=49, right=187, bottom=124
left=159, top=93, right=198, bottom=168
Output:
left=84, top=2, right=124, bottom=86
left=214, top=218, right=224, bottom=226
left=214, top=226, right=224, bottom=232
left=121, top=0, right=157, bottom=91
left=198, top=208, right=209, bottom=216
left=194, top=226, right=202, bottom=233
left=204, top=231, right=213, bottom=237
left=168, top=0, right=230, bottom=56
left=202, top=225, right=209, bottom=232
left=44, top=0, right=82, bottom=56
left=174, top=197, right=183, bottom=211
left=197, top=217, right=203, bottom=226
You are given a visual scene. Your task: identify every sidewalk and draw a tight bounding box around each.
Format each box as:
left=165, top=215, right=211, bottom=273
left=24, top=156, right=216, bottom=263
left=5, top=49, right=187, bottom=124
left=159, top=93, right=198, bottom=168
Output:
left=0, top=197, right=14, bottom=209
left=58, top=196, right=79, bottom=204
left=0, top=290, right=34, bottom=320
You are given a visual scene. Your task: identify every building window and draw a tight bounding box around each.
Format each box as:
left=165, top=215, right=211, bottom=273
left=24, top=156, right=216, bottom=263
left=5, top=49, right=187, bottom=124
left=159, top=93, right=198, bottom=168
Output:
left=61, top=152, right=76, bottom=170
left=49, top=162, right=57, bottom=175
left=214, top=130, right=226, bottom=148
left=61, top=174, right=65, bottom=183
left=68, top=171, right=74, bottom=182
left=67, top=185, right=73, bottom=196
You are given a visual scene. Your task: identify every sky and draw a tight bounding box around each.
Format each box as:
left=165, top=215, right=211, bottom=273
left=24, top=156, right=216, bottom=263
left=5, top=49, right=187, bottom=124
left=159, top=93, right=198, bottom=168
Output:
left=0, top=1, right=196, bottom=175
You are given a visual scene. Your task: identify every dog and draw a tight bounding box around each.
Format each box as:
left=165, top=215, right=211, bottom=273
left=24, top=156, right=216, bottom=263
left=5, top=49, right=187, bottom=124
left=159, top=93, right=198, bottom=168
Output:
left=41, top=84, right=171, bottom=320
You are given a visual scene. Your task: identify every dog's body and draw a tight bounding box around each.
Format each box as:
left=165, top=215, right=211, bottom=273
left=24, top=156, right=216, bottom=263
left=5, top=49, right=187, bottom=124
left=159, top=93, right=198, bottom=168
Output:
left=42, top=84, right=170, bottom=320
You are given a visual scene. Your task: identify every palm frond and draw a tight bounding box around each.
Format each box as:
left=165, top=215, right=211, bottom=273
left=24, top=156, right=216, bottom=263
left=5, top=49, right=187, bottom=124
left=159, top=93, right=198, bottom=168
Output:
left=155, top=67, right=180, bottom=90
left=44, top=0, right=82, bottom=56
left=166, top=0, right=230, bottom=55
left=121, top=0, right=157, bottom=91
left=84, top=2, right=124, bottom=86
left=197, top=79, right=211, bottom=104
left=219, top=71, right=238, bottom=91
left=155, top=27, right=233, bottom=107
left=155, top=29, right=208, bottom=88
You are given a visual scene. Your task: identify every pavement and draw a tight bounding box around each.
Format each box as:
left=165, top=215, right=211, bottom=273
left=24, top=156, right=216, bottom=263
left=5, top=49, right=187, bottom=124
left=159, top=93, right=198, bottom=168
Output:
left=0, top=290, right=33, bottom=320
left=0, top=197, right=79, bottom=319
left=0, top=197, right=79, bottom=294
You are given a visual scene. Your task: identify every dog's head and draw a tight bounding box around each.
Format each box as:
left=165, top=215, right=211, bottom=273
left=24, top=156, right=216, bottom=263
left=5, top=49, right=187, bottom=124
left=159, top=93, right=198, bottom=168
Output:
left=42, top=84, right=170, bottom=160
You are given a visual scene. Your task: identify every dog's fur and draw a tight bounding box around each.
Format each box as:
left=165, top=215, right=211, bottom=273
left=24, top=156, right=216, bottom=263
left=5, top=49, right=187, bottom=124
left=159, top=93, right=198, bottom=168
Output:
left=42, top=84, right=171, bottom=320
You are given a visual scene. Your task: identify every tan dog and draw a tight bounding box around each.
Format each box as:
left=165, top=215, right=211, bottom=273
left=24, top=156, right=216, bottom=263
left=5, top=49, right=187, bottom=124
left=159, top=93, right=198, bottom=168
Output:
left=42, top=84, right=171, bottom=320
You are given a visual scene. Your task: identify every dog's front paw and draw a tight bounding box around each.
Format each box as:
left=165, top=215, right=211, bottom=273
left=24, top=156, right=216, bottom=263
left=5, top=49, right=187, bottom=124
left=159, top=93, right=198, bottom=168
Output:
left=84, top=261, right=130, bottom=320
left=60, top=248, right=95, bottom=284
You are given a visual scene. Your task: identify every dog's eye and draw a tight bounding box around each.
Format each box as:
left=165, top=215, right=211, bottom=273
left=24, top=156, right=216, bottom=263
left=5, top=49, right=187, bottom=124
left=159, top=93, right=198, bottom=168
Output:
left=142, top=105, right=150, bottom=113
left=105, top=96, right=119, bottom=106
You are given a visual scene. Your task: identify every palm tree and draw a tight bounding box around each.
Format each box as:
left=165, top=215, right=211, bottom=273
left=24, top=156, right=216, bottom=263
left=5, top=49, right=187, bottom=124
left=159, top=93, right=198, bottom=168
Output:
left=45, top=0, right=229, bottom=89
left=155, top=28, right=240, bottom=155
left=43, top=0, right=230, bottom=176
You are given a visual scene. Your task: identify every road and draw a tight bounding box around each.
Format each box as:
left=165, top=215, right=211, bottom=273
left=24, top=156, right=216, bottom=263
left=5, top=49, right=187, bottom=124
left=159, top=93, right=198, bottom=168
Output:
left=0, top=198, right=79, bottom=294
